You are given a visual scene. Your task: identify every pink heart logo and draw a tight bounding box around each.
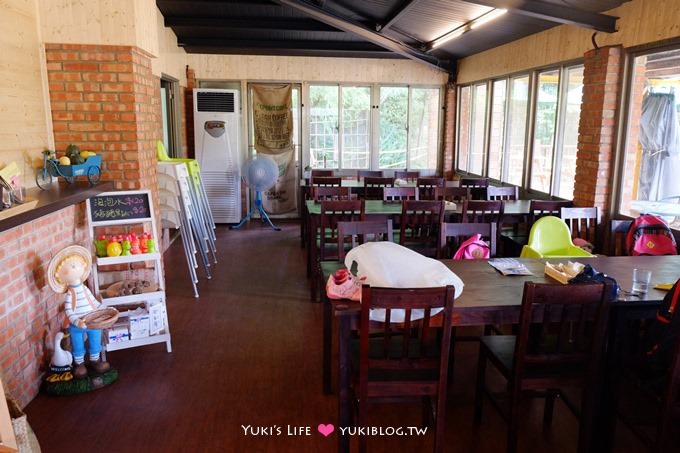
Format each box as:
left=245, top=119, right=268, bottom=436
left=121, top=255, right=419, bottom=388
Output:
left=317, top=423, right=335, bottom=437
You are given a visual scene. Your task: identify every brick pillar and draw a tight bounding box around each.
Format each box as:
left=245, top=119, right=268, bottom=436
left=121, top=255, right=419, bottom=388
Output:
left=573, top=46, right=622, bottom=209
left=45, top=44, right=161, bottom=192
left=442, top=81, right=456, bottom=179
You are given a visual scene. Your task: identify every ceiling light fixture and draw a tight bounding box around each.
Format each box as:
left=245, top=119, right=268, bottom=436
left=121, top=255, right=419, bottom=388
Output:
left=470, top=8, right=507, bottom=30
left=430, top=26, right=467, bottom=49
left=430, top=8, right=507, bottom=50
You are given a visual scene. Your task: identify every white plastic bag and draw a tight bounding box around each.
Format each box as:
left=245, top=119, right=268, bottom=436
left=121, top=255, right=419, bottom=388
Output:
left=344, top=242, right=464, bottom=322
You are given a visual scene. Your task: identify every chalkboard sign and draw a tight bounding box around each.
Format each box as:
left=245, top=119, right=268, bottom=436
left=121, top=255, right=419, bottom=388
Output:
left=88, top=191, right=152, bottom=222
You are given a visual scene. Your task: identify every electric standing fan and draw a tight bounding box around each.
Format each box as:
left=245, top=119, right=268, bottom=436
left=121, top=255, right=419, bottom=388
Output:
left=231, top=154, right=281, bottom=231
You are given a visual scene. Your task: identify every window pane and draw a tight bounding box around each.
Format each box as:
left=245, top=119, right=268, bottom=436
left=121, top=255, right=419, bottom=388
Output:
left=469, top=84, right=487, bottom=175
left=488, top=80, right=506, bottom=180
left=457, top=86, right=471, bottom=172
left=620, top=50, right=680, bottom=228
left=379, top=87, right=408, bottom=169
left=556, top=66, right=583, bottom=199
left=530, top=70, right=559, bottom=193
left=409, top=87, right=440, bottom=169
left=309, top=85, right=339, bottom=168
left=506, top=76, right=529, bottom=185
left=341, top=86, right=370, bottom=169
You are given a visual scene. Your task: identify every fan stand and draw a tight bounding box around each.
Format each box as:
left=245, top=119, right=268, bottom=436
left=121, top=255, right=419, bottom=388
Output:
left=230, top=190, right=281, bottom=231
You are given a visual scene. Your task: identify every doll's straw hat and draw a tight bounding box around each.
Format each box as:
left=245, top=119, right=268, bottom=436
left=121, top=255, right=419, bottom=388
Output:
left=47, top=245, right=92, bottom=294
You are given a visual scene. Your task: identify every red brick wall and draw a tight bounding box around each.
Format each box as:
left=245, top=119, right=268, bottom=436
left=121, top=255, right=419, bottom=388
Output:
left=45, top=44, right=161, bottom=193
left=0, top=206, right=88, bottom=405
left=185, top=67, right=197, bottom=159
left=0, top=44, right=164, bottom=406
left=442, top=82, right=456, bottom=179
left=573, top=46, right=622, bottom=209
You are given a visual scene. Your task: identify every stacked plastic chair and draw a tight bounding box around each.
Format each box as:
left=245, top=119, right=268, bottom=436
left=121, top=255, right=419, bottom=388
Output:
left=157, top=141, right=218, bottom=297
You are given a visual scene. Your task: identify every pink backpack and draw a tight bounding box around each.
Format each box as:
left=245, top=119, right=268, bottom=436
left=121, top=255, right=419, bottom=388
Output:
left=453, top=234, right=490, bottom=260
left=625, top=214, right=678, bottom=256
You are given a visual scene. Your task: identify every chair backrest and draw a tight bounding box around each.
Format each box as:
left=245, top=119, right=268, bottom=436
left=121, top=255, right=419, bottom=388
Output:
left=524, top=215, right=580, bottom=254
left=394, top=170, right=420, bottom=182
left=312, top=186, right=353, bottom=201
left=438, top=222, right=497, bottom=259
left=461, top=200, right=504, bottom=225
left=417, top=177, right=446, bottom=200
left=514, top=281, right=612, bottom=401
left=357, top=170, right=383, bottom=180
left=608, top=219, right=632, bottom=256
left=435, top=186, right=470, bottom=203
left=311, top=169, right=334, bottom=177
left=363, top=176, right=395, bottom=200
left=487, top=185, right=518, bottom=201
left=357, top=284, right=455, bottom=445
left=460, top=177, right=490, bottom=199
left=319, top=200, right=365, bottom=261
left=399, top=200, right=445, bottom=257
left=529, top=199, right=573, bottom=224
left=337, top=220, right=394, bottom=260
left=383, top=186, right=418, bottom=202
left=311, top=176, right=342, bottom=187
left=560, top=206, right=600, bottom=250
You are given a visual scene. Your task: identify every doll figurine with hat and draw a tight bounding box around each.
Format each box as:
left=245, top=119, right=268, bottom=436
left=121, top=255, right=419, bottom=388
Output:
left=48, top=245, right=111, bottom=379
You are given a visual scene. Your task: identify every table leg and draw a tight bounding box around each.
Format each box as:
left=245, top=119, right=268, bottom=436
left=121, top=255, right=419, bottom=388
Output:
left=337, top=312, right=351, bottom=453
left=323, top=292, right=332, bottom=394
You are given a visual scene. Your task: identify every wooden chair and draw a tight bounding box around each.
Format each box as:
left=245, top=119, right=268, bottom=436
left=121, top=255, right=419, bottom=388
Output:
left=399, top=200, right=445, bottom=258
left=434, top=186, right=470, bottom=203
left=363, top=176, right=394, bottom=200
left=529, top=199, right=573, bottom=224
left=417, top=177, right=446, bottom=200
left=461, top=200, right=504, bottom=225
left=474, top=281, right=613, bottom=453
left=438, top=222, right=497, bottom=259
left=353, top=284, right=456, bottom=453
left=561, top=207, right=600, bottom=252
left=337, top=219, right=394, bottom=261
left=311, top=169, right=334, bottom=177
left=608, top=219, right=632, bottom=256
left=312, top=186, right=353, bottom=201
left=394, top=170, right=420, bottom=182
left=460, top=177, right=490, bottom=200
left=487, top=185, right=519, bottom=201
left=317, top=219, right=394, bottom=302
left=357, top=170, right=383, bottom=180
left=383, top=186, right=417, bottom=202
left=311, top=176, right=342, bottom=187
left=616, top=297, right=680, bottom=453
left=311, top=200, right=365, bottom=301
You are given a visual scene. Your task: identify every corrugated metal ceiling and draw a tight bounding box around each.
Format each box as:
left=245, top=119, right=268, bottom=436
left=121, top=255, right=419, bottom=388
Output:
left=156, top=0, right=629, bottom=74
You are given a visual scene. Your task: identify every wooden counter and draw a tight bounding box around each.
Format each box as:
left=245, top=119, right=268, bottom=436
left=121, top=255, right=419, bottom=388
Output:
left=0, top=181, right=114, bottom=233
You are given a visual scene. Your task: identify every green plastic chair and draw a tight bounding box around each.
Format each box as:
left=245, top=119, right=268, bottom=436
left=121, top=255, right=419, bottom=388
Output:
left=520, top=216, right=595, bottom=258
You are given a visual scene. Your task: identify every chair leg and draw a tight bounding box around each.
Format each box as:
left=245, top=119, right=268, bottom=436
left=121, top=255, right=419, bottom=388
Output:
left=474, top=347, right=488, bottom=425
left=543, top=389, right=558, bottom=426
left=506, top=387, right=520, bottom=453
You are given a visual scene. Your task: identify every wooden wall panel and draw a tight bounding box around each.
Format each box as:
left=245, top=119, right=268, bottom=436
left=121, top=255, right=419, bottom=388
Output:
left=457, top=0, right=680, bottom=83
left=39, top=0, right=158, bottom=56
left=187, top=54, right=448, bottom=85
left=0, top=0, right=50, bottom=178
left=151, top=8, right=188, bottom=86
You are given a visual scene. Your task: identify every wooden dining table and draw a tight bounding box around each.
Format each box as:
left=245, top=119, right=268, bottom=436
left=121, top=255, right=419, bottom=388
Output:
left=324, top=255, right=680, bottom=453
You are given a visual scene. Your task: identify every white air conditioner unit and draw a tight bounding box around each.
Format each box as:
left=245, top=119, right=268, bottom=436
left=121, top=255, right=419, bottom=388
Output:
left=193, top=88, right=241, bottom=223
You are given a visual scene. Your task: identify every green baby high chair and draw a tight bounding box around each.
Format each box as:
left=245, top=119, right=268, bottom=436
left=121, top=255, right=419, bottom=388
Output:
left=520, top=216, right=595, bottom=259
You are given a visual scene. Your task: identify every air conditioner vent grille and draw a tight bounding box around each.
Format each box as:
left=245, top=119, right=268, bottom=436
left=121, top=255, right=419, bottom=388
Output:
left=197, top=91, right=235, bottom=113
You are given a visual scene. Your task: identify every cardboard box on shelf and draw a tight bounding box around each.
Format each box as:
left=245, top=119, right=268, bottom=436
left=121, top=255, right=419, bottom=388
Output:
left=108, top=324, right=130, bottom=343
left=129, top=307, right=150, bottom=339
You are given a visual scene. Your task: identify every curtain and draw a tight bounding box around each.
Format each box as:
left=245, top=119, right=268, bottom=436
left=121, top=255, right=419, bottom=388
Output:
left=638, top=91, right=680, bottom=201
